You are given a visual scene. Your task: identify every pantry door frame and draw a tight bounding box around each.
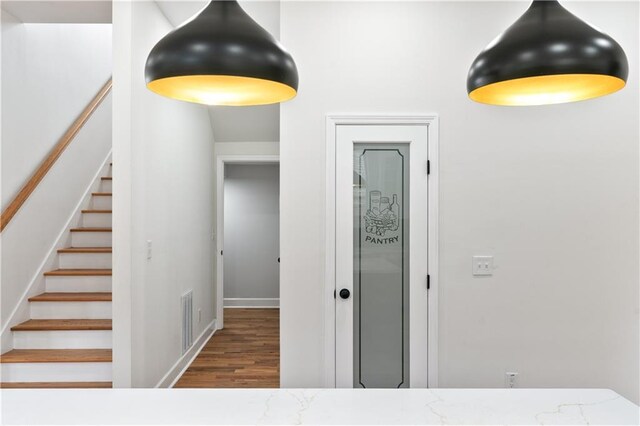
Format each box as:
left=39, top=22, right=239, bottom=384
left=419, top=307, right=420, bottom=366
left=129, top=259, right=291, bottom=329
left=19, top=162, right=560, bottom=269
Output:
left=324, top=115, right=439, bottom=388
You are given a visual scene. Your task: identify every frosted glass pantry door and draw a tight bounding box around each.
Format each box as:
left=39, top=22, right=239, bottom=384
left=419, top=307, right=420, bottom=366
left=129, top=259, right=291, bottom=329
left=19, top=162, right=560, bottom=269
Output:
left=335, top=125, right=429, bottom=388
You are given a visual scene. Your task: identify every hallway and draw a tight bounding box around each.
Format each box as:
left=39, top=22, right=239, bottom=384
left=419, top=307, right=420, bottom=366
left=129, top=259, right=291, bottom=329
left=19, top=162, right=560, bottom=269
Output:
left=174, top=309, right=279, bottom=388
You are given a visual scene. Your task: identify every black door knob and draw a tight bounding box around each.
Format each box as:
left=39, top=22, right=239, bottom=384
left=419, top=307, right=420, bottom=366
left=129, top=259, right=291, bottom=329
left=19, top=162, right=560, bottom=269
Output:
left=339, top=288, right=351, bottom=299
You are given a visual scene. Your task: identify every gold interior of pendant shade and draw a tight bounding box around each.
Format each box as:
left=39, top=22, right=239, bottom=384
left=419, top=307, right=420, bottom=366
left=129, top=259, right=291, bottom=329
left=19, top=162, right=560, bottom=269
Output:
left=469, top=74, right=626, bottom=106
left=147, top=75, right=297, bottom=106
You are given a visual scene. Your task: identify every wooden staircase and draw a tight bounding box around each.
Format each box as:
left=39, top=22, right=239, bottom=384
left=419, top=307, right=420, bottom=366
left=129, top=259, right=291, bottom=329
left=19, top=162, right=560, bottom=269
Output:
left=1, top=163, right=113, bottom=388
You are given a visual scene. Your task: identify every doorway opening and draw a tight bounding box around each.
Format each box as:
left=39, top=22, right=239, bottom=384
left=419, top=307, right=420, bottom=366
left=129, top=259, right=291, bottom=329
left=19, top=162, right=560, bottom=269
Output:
left=176, top=155, right=280, bottom=388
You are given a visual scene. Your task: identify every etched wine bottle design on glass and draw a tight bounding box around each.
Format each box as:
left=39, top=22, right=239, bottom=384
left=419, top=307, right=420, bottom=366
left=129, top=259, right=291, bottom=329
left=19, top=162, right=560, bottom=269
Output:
left=390, top=194, right=400, bottom=231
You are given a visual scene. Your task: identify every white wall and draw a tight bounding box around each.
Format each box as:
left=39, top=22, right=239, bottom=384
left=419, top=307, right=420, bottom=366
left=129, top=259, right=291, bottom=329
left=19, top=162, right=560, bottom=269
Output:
left=280, top=1, right=639, bottom=403
left=213, top=143, right=280, bottom=237
left=215, top=142, right=279, bottom=157
left=224, top=164, right=279, bottom=305
left=209, top=105, right=279, bottom=143
left=112, top=0, right=216, bottom=388
left=1, top=11, right=112, bottom=208
left=1, top=1, right=112, bottom=24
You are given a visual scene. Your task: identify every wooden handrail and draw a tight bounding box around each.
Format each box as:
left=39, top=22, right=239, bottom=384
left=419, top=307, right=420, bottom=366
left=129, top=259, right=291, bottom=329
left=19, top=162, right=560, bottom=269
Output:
left=0, top=78, right=113, bottom=232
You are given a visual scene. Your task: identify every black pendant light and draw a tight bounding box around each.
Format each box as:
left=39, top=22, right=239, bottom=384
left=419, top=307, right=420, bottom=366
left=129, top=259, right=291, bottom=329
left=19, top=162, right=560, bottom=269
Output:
left=467, top=0, right=628, bottom=106
left=145, top=0, right=298, bottom=106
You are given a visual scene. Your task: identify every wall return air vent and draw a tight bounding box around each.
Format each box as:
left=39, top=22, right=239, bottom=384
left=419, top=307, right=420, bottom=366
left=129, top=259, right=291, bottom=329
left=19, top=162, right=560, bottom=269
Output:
left=181, top=290, right=194, bottom=355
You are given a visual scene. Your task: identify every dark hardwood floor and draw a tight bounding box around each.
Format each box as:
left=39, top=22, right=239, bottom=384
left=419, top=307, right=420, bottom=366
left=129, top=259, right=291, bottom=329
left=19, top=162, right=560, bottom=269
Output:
left=174, top=308, right=279, bottom=388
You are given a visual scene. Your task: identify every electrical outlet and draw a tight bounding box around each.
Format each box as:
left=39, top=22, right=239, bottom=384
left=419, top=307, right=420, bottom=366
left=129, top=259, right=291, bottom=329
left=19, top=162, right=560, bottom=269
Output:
left=472, top=256, right=493, bottom=276
left=146, top=240, right=152, bottom=260
left=505, top=372, right=518, bottom=388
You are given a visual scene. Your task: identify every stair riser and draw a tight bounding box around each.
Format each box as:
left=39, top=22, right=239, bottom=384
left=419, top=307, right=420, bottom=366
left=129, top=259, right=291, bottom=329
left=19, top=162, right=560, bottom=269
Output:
left=30, top=302, right=112, bottom=320
left=59, top=252, right=112, bottom=269
left=100, top=180, right=112, bottom=192
left=1, top=362, right=112, bottom=382
left=13, top=330, right=112, bottom=349
left=45, top=276, right=111, bottom=293
left=91, top=196, right=112, bottom=210
left=82, top=213, right=112, bottom=228
left=71, top=232, right=112, bottom=248
left=0, top=382, right=112, bottom=389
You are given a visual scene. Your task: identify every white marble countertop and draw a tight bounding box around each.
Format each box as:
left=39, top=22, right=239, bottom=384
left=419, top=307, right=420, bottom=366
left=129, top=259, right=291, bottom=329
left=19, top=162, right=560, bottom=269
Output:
left=1, top=388, right=638, bottom=425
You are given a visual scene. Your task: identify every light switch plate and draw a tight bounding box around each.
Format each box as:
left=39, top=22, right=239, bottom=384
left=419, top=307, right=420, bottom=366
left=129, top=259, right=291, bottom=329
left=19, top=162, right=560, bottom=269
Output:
left=473, top=256, right=493, bottom=276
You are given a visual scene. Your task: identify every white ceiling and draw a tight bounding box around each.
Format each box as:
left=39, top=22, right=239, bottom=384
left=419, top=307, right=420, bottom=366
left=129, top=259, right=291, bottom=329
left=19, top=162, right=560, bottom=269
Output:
left=155, top=0, right=279, bottom=39
left=155, top=0, right=281, bottom=143
left=1, top=1, right=112, bottom=23
left=155, top=0, right=207, bottom=28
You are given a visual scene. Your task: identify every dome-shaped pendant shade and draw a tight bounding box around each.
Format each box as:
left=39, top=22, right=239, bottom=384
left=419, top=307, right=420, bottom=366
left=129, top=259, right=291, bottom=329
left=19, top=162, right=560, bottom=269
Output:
left=467, top=0, right=628, bottom=106
left=145, top=0, right=298, bottom=106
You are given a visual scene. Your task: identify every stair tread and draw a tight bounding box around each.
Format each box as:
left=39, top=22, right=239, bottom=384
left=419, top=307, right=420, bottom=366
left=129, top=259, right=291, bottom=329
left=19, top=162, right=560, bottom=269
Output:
left=29, top=292, right=112, bottom=302
left=92, top=192, right=112, bottom=196
left=11, top=319, right=112, bottom=331
left=70, top=227, right=112, bottom=232
left=0, top=349, right=112, bottom=363
left=58, top=247, right=112, bottom=253
left=81, top=210, right=112, bottom=214
left=44, top=269, right=112, bottom=276
left=1, top=381, right=112, bottom=388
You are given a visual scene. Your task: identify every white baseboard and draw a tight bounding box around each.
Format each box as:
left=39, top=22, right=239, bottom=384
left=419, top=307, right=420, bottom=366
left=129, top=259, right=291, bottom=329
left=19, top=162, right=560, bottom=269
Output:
left=155, top=319, right=217, bottom=388
left=224, top=298, right=279, bottom=308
